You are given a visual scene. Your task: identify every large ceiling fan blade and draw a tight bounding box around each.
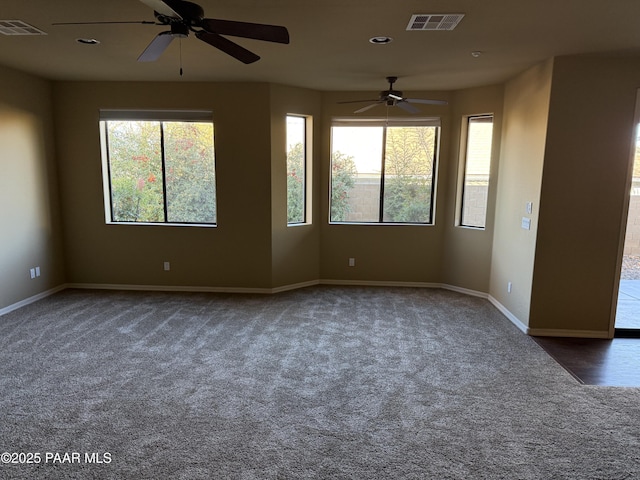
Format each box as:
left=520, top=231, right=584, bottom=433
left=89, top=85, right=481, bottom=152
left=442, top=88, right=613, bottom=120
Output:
left=195, top=31, right=260, bottom=64
left=354, top=102, right=383, bottom=114
left=405, top=98, right=449, bottom=106
left=137, top=31, right=175, bottom=62
left=337, top=99, right=381, bottom=105
left=396, top=101, right=420, bottom=114
left=200, top=18, right=289, bottom=44
left=52, top=20, right=156, bottom=25
left=139, top=0, right=182, bottom=19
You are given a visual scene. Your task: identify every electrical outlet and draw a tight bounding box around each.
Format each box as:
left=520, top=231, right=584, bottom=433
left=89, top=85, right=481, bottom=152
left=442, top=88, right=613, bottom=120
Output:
left=163, top=261, right=170, bottom=271
left=348, top=258, right=355, bottom=267
left=29, top=268, right=36, bottom=279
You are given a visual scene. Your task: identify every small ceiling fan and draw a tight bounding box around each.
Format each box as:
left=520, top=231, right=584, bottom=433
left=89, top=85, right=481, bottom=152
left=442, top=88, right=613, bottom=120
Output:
left=53, top=0, right=290, bottom=64
left=338, top=76, right=448, bottom=113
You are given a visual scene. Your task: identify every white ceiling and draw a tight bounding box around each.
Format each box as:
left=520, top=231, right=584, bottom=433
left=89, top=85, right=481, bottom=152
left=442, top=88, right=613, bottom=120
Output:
left=2, top=0, right=640, bottom=92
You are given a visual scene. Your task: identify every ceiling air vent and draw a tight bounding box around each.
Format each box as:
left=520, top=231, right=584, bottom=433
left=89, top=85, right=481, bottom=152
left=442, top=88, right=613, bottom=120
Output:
left=0, top=20, right=47, bottom=35
left=406, top=14, right=465, bottom=31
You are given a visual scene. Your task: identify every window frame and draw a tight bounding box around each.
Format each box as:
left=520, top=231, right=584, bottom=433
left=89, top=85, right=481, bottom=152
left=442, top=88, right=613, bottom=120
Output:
left=457, top=114, right=494, bottom=230
left=286, top=114, right=312, bottom=226
left=329, top=117, right=441, bottom=226
left=99, top=109, right=217, bottom=227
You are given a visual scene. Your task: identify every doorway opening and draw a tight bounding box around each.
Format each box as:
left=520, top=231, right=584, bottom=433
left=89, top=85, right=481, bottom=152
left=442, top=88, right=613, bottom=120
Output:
left=616, top=123, right=640, bottom=333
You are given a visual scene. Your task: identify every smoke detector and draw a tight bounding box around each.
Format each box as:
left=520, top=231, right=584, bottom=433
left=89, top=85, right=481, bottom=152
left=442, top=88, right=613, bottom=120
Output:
left=406, top=14, right=465, bottom=31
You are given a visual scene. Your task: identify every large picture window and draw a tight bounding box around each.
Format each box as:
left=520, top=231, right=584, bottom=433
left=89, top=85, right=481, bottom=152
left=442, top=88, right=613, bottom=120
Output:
left=99, top=110, right=216, bottom=225
left=330, top=118, right=440, bottom=224
left=459, top=115, right=493, bottom=228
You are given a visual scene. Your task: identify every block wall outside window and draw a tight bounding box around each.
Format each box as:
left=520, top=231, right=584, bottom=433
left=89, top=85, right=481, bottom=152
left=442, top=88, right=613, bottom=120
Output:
left=330, top=118, right=440, bottom=225
left=460, top=115, right=493, bottom=229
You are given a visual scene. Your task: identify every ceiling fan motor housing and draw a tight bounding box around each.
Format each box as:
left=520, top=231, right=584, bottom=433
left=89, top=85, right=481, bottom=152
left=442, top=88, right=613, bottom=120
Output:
left=170, top=22, right=189, bottom=37
left=154, top=0, right=204, bottom=26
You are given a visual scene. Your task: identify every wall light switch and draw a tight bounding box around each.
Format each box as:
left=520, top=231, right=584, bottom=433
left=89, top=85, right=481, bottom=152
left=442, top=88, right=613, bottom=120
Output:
left=521, top=217, right=531, bottom=230
left=526, top=202, right=533, bottom=214
left=35, top=266, right=40, bottom=277
left=348, top=258, right=355, bottom=267
left=30, top=268, right=36, bottom=279
left=163, top=261, right=170, bottom=271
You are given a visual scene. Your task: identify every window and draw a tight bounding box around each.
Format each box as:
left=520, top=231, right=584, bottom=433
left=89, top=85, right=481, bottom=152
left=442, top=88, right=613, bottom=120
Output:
left=286, top=115, right=310, bottom=224
left=459, top=115, right=493, bottom=228
left=99, top=110, right=216, bottom=225
left=330, top=118, right=440, bottom=224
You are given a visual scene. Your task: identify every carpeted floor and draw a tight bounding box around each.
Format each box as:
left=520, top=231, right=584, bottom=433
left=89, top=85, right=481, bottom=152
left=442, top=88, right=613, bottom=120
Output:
left=1, top=286, right=639, bottom=479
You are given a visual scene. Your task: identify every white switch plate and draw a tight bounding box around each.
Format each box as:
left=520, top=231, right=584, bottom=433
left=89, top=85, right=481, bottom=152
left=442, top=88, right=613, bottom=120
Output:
left=348, top=258, right=355, bottom=267
left=163, top=261, right=170, bottom=271
left=521, top=217, right=531, bottom=230
left=526, top=202, right=533, bottom=214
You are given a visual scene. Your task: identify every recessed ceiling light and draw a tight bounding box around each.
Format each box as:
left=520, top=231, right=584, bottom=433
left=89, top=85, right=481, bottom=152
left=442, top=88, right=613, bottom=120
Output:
left=369, top=36, right=393, bottom=45
left=471, top=51, right=482, bottom=58
left=76, top=38, right=100, bottom=45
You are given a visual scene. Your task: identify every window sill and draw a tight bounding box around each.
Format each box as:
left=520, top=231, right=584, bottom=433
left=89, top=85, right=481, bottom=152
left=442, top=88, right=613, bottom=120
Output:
left=106, top=222, right=217, bottom=228
left=328, top=221, right=434, bottom=226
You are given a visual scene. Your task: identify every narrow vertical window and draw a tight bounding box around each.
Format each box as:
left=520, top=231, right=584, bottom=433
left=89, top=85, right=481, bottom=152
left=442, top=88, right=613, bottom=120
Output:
left=286, top=115, right=307, bottom=224
left=460, top=115, right=493, bottom=228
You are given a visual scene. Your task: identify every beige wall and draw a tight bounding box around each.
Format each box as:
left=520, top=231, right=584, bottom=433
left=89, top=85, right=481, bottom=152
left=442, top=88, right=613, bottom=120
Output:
left=0, top=66, right=65, bottom=310
left=269, top=84, right=322, bottom=288
left=529, top=55, right=640, bottom=334
left=489, top=60, right=554, bottom=325
left=53, top=81, right=275, bottom=289
left=441, top=84, right=504, bottom=292
left=319, top=91, right=451, bottom=284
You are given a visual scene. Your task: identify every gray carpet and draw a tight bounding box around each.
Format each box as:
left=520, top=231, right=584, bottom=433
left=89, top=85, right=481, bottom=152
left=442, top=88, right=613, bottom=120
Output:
left=1, top=286, right=639, bottom=479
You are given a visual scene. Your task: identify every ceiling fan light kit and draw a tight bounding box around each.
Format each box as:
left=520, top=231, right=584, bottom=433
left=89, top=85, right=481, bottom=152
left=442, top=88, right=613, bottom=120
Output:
left=53, top=0, right=290, bottom=65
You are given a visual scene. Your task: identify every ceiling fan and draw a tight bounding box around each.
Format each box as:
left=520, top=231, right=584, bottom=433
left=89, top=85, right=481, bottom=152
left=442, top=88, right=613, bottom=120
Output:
left=338, top=76, right=448, bottom=113
left=53, top=0, right=290, bottom=64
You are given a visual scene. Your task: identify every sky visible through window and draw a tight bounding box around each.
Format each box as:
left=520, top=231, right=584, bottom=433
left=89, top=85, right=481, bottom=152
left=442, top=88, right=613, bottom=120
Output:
left=331, top=126, right=383, bottom=174
left=286, top=116, right=305, bottom=151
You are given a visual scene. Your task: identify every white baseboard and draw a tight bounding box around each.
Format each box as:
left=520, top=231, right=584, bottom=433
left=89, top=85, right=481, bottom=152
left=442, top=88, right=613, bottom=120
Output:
left=23, top=280, right=488, bottom=301
left=488, top=295, right=530, bottom=334
left=527, top=328, right=611, bottom=339
left=319, top=279, right=442, bottom=289
left=441, top=284, right=489, bottom=299
left=0, top=285, right=67, bottom=317
left=486, top=295, right=611, bottom=338
left=66, top=280, right=323, bottom=295
left=271, top=280, right=320, bottom=293
left=66, top=283, right=275, bottom=294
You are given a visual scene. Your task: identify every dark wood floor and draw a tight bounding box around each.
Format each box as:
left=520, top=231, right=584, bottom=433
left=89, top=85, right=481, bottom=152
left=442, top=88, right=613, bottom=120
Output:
left=533, top=334, right=640, bottom=387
